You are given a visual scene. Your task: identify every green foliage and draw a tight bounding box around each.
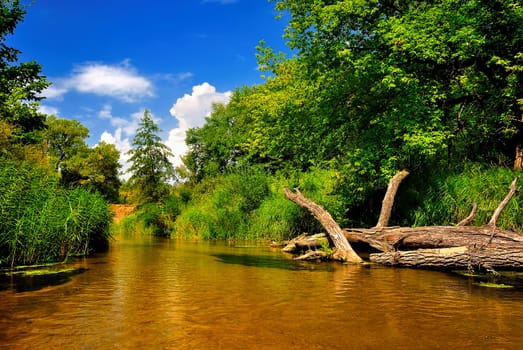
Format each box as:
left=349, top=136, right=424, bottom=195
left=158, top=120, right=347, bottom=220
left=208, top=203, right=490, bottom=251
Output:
left=0, top=160, right=112, bottom=267
left=44, top=116, right=122, bottom=201
left=263, top=0, right=523, bottom=182
left=45, top=115, right=90, bottom=170
left=411, top=164, right=523, bottom=231
left=170, top=167, right=344, bottom=241
left=0, top=0, right=50, bottom=144
left=0, top=2, right=116, bottom=267
left=184, top=102, right=244, bottom=181
left=173, top=167, right=270, bottom=240
left=127, top=109, right=175, bottom=203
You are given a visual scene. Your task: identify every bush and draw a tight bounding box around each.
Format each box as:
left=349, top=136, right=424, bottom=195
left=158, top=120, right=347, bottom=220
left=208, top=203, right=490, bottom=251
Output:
left=170, top=167, right=344, bottom=241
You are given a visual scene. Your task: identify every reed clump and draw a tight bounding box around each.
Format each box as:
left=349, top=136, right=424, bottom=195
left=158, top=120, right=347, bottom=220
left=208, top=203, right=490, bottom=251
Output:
left=0, top=161, right=112, bottom=267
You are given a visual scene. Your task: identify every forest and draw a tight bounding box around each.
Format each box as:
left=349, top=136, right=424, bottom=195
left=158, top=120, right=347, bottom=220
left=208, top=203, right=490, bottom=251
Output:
left=1, top=1, right=523, bottom=268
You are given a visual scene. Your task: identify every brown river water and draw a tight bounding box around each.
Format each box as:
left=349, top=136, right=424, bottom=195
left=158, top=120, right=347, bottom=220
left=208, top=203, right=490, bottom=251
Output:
left=1, top=233, right=523, bottom=350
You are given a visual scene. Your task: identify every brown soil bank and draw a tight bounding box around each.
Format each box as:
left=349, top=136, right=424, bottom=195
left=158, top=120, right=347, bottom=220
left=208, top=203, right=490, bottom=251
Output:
left=110, top=204, right=135, bottom=223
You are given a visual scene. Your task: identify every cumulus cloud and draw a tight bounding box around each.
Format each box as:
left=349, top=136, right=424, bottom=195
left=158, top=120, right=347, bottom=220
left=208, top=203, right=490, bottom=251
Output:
left=100, top=129, right=133, bottom=178
left=97, top=104, right=141, bottom=136
left=167, top=82, right=231, bottom=167
left=70, top=62, right=153, bottom=102
left=41, top=61, right=154, bottom=102
left=38, top=105, right=60, bottom=116
left=41, top=85, right=68, bottom=100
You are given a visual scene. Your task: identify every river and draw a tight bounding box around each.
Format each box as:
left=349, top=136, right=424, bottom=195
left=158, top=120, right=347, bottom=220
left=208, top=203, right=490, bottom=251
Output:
left=1, top=233, right=523, bottom=349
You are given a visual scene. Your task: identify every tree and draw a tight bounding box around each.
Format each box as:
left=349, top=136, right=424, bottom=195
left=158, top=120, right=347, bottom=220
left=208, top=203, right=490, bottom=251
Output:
left=45, top=115, right=90, bottom=171
left=68, top=141, right=122, bottom=202
left=127, top=109, right=175, bottom=203
left=267, top=0, right=523, bottom=189
left=0, top=0, right=50, bottom=144
left=184, top=102, right=245, bottom=181
left=44, top=116, right=121, bottom=201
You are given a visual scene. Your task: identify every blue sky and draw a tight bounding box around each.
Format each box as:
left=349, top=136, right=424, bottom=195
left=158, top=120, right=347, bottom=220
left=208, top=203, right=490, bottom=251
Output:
left=9, top=0, right=289, bottom=174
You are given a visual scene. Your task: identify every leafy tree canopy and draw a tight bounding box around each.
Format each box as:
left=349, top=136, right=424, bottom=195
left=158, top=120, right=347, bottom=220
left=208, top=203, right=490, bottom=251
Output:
left=45, top=116, right=121, bottom=201
left=182, top=0, right=523, bottom=219
left=0, top=0, right=50, bottom=144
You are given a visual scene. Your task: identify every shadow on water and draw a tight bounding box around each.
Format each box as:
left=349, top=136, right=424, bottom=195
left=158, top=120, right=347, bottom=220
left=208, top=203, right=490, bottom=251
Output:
left=0, top=267, right=87, bottom=293
left=451, top=270, right=523, bottom=290
left=211, top=252, right=336, bottom=272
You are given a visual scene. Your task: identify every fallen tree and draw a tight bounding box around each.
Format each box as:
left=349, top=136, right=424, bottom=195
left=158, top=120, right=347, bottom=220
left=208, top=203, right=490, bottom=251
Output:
left=283, top=170, right=523, bottom=272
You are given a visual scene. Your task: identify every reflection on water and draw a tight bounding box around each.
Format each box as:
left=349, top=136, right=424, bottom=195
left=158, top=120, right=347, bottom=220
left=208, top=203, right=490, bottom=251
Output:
left=0, top=234, right=522, bottom=349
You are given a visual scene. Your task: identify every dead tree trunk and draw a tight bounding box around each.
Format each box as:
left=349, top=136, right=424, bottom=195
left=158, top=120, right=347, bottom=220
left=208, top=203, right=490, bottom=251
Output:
left=343, top=225, right=523, bottom=251
left=282, top=171, right=522, bottom=272
left=283, top=188, right=363, bottom=263
left=370, top=246, right=523, bottom=271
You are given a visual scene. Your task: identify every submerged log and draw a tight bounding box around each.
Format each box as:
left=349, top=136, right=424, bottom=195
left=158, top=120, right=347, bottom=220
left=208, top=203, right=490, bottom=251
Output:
left=370, top=246, right=523, bottom=271
left=293, top=250, right=329, bottom=261
left=282, top=233, right=327, bottom=253
left=284, top=226, right=523, bottom=255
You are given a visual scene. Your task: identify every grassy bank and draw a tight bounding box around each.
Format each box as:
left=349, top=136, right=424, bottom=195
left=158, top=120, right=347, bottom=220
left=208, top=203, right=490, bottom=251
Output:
left=116, top=163, right=523, bottom=241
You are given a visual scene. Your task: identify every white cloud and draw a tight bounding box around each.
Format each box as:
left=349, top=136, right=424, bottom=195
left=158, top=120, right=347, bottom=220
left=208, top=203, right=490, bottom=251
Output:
left=97, top=104, right=146, bottom=137
left=100, top=129, right=133, bottom=179
left=70, top=62, right=154, bottom=102
left=41, top=85, right=68, bottom=100
left=97, top=83, right=231, bottom=179
left=167, top=82, right=231, bottom=167
left=155, top=71, right=193, bottom=83
left=38, top=105, right=59, bottom=116
left=42, top=61, right=154, bottom=102
left=98, top=104, right=113, bottom=119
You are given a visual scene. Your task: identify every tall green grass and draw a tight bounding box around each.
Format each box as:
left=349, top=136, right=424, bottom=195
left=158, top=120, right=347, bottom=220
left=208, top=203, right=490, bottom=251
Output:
left=171, top=167, right=344, bottom=241
left=410, top=164, right=523, bottom=231
left=0, top=160, right=112, bottom=267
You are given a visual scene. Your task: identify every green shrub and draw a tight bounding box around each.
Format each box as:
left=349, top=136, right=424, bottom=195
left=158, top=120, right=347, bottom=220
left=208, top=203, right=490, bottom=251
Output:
left=171, top=166, right=344, bottom=241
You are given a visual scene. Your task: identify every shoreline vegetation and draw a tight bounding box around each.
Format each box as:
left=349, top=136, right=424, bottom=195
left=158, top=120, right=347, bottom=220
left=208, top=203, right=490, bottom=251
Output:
left=0, top=161, right=112, bottom=268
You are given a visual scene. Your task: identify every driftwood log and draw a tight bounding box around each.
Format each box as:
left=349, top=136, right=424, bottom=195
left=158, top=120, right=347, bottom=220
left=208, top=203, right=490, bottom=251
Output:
left=283, top=170, right=522, bottom=272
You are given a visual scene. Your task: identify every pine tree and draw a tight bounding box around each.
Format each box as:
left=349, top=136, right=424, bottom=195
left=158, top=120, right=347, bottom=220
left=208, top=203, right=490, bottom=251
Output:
left=127, top=109, right=175, bottom=203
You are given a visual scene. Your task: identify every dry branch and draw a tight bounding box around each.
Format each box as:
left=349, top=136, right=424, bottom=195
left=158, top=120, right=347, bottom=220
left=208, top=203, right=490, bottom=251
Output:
left=457, top=203, right=477, bottom=226
left=283, top=188, right=362, bottom=263
left=488, top=177, right=519, bottom=227
left=375, top=169, right=409, bottom=228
